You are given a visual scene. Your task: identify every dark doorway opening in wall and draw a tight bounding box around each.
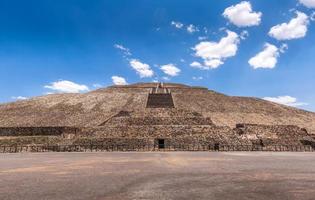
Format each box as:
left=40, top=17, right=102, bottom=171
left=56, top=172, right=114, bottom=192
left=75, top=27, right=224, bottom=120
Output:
left=158, top=139, right=165, bottom=149
left=214, top=143, right=220, bottom=151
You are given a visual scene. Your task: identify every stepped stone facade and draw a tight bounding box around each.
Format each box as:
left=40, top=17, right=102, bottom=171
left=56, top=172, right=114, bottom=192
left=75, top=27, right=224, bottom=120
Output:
left=0, top=82, right=315, bottom=151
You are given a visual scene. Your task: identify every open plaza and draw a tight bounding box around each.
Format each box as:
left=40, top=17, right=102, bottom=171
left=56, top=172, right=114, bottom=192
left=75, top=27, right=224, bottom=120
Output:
left=1, top=152, right=315, bottom=200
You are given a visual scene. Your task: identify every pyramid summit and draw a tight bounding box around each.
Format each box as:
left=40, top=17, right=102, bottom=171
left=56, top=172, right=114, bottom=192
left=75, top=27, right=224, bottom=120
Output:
left=0, top=82, right=315, bottom=151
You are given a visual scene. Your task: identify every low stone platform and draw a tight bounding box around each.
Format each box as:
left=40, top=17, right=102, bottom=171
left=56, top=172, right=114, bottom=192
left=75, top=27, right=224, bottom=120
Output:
left=0, top=123, right=314, bottom=152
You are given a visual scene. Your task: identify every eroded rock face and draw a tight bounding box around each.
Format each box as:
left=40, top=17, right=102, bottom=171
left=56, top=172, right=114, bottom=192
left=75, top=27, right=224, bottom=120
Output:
left=0, top=82, right=315, bottom=149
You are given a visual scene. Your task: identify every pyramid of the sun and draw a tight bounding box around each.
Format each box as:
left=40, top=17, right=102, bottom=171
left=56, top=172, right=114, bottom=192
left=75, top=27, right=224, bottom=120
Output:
left=0, top=82, right=315, bottom=149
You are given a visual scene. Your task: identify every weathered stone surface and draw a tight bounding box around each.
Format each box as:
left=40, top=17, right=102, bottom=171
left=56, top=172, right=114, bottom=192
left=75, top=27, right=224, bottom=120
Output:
left=0, top=82, right=314, bottom=150
left=0, top=136, right=64, bottom=146
left=235, top=124, right=313, bottom=146
left=0, top=127, right=78, bottom=137
left=0, top=82, right=314, bottom=132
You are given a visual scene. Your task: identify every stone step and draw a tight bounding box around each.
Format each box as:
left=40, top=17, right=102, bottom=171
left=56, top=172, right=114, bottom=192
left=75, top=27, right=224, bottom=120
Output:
left=146, top=93, right=175, bottom=108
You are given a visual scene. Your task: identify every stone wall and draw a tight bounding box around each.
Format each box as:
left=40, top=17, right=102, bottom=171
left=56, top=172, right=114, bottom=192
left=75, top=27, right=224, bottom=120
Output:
left=235, top=124, right=313, bottom=146
left=77, top=125, right=233, bottom=138
left=103, top=117, right=214, bottom=126
left=101, top=109, right=214, bottom=126
left=0, top=136, right=64, bottom=146
left=0, top=127, right=78, bottom=137
left=2, top=136, right=313, bottom=153
left=0, top=123, right=314, bottom=149
left=72, top=137, right=155, bottom=150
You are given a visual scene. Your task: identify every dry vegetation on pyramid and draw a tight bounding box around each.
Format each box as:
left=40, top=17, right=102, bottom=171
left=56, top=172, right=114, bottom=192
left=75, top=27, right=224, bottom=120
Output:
left=0, top=82, right=315, bottom=151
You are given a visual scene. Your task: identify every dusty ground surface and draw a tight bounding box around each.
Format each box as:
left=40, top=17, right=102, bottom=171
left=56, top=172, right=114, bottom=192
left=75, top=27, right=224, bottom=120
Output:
left=0, top=152, right=315, bottom=200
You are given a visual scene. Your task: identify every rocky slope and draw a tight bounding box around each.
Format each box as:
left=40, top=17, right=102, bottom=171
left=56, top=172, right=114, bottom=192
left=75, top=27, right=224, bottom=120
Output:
left=0, top=83, right=314, bottom=134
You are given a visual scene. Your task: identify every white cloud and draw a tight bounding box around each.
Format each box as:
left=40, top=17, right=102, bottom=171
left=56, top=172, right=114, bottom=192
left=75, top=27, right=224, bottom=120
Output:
left=203, top=27, right=209, bottom=34
left=289, top=8, right=297, bottom=12
left=198, top=36, right=208, bottom=41
left=190, top=61, right=221, bottom=70
left=114, top=44, right=131, bottom=56
left=92, top=83, right=102, bottom=88
left=269, top=11, right=309, bottom=40
left=248, top=43, right=279, bottom=69
left=219, top=27, right=227, bottom=32
left=190, top=61, right=203, bottom=68
left=187, top=24, right=199, bottom=33
left=192, top=76, right=203, bottom=80
left=171, top=21, right=184, bottom=29
left=279, top=43, right=289, bottom=53
left=171, top=21, right=199, bottom=34
left=190, top=61, right=207, bottom=70
left=162, top=76, right=170, bottom=81
left=12, top=96, right=28, bottom=101
left=160, top=64, right=181, bottom=77
left=193, top=30, right=240, bottom=69
left=263, top=96, right=308, bottom=107
left=240, top=30, right=249, bottom=40
left=111, top=76, right=128, bottom=85
left=44, top=80, right=89, bottom=93
left=299, top=0, right=315, bottom=8
left=129, top=59, right=154, bottom=78
left=204, top=59, right=224, bottom=69
left=311, top=12, right=315, bottom=21
left=223, top=1, right=262, bottom=27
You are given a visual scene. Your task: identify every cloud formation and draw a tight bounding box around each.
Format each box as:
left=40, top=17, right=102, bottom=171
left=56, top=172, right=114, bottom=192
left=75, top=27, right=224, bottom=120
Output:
left=160, top=64, right=181, bottom=76
left=44, top=80, right=89, bottom=93
left=129, top=59, right=154, bottom=78
left=269, top=11, right=309, bottom=40
left=192, top=76, right=203, bottom=80
left=171, top=21, right=199, bottom=34
left=198, top=36, right=208, bottom=41
left=111, top=76, right=128, bottom=85
left=92, top=84, right=102, bottom=88
left=193, top=30, right=240, bottom=69
left=171, top=21, right=184, bottom=29
left=190, top=61, right=208, bottom=70
left=223, top=1, right=262, bottom=27
left=299, top=0, right=315, bottom=8
left=279, top=43, right=288, bottom=53
left=248, top=43, right=280, bottom=69
left=240, top=30, right=249, bottom=40
left=263, top=96, right=307, bottom=107
left=114, top=44, right=131, bottom=56
left=11, top=96, right=28, bottom=101
left=186, top=24, right=199, bottom=33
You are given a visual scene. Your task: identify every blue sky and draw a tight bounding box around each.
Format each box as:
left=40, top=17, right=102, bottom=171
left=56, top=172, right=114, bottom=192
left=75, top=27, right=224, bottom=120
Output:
left=0, top=0, right=315, bottom=111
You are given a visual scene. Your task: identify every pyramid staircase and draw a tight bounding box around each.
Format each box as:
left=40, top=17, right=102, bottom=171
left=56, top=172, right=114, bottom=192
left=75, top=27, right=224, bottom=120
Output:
left=146, top=83, right=175, bottom=108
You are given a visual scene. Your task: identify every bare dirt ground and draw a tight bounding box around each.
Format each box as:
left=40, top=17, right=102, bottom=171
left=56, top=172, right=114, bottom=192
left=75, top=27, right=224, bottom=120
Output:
left=1, top=152, right=315, bottom=200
